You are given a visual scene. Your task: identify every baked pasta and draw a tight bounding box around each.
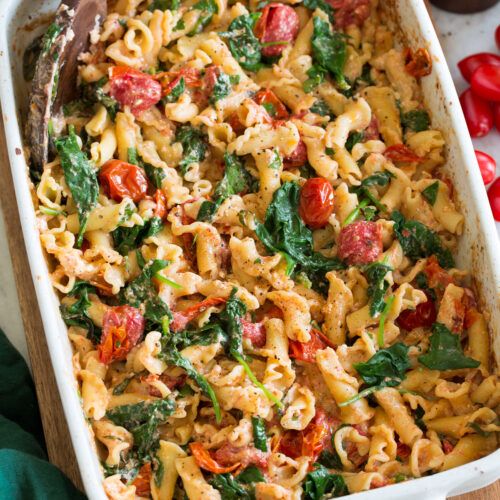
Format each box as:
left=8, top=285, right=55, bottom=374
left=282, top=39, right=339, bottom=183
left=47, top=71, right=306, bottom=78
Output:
left=29, top=0, right=499, bottom=498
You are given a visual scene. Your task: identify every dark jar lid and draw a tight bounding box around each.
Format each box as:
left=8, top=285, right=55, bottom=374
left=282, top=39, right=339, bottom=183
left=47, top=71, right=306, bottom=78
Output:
left=430, top=0, right=499, bottom=13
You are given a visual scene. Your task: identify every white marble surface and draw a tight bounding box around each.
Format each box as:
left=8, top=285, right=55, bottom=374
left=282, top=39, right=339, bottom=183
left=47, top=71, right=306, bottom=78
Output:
left=1, top=3, right=499, bottom=364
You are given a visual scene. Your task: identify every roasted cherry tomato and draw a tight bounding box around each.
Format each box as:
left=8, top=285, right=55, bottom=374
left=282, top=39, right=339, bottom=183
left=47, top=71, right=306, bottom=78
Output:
left=153, top=189, right=167, bottom=219
left=190, top=442, right=240, bottom=473
left=384, top=144, right=423, bottom=163
left=471, top=64, right=500, bottom=102
left=459, top=88, right=493, bottom=138
left=487, top=176, right=500, bottom=221
left=299, top=178, right=334, bottom=229
left=170, top=297, right=227, bottom=332
left=242, top=319, right=267, bottom=347
left=254, top=89, right=289, bottom=120
left=396, top=296, right=437, bottom=331
left=424, top=255, right=454, bottom=290
left=475, top=150, right=496, bottom=185
left=132, top=463, right=152, bottom=498
left=494, top=102, right=500, bottom=131
left=338, top=221, right=382, bottom=266
left=278, top=430, right=303, bottom=459
left=289, top=329, right=334, bottom=363
left=98, top=305, right=145, bottom=364
left=255, top=3, right=300, bottom=58
left=403, top=47, right=432, bottom=78
left=457, top=53, right=500, bottom=82
left=328, top=0, right=371, bottom=29
left=99, top=159, right=149, bottom=202
left=284, top=139, right=308, bottom=169
left=301, top=409, right=339, bottom=462
left=161, top=66, right=202, bottom=96
left=109, top=66, right=162, bottom=116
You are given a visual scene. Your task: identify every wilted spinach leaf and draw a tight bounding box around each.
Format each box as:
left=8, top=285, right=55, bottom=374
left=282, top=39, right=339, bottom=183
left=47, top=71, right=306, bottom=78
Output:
left=345, top=131, right=364, bottom=152
left=303, top=464, right=348, bottom=500
left=418, top=323, right=480, bottom=370
left=54, top=127, right=99, bottom=247
left=303, top=0, right=335, bottom=23
left=401, top=109, right=430, bottom=132
left=422, top=181, right=439, bottom=205
left=252, top=416, right=268, bottom=452
left=190, top=0, right=218, bottom=34
left=210, top=72, right=240, bottom=104
left=309, top=99, right=335, bottom=118
left=112, top=217, right=163, bottom=255
left=365, top=261, right=393, bottom=317
left=176, top=125, right=208, bottom=176
left=162, top=76, right=185, bottom=103
left=392, top=211, right=454, bottom=268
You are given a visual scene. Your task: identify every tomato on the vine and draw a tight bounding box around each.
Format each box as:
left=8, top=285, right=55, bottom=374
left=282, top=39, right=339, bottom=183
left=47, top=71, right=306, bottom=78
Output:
left=299, top=178, right=334, bottom=229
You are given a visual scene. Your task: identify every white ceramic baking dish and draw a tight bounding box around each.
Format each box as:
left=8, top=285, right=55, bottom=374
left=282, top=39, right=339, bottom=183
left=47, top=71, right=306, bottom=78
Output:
left=0, top=0, right=498, bottom=499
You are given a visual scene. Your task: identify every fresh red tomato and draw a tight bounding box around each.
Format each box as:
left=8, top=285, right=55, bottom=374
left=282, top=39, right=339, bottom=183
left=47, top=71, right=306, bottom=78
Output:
left=457, top=53, right=500, bottom=82
left=255, top=3, right=300, bottom=57
left=190, top=442, right=240, bottom=473
left=459, top=88, right=493, bottom=138
left=289, top=329, right=334, bottom=363
left=284, top=139, right=308, bottom=169
left=98, top=305, right=145, bottom=364
left=132, top=463, right=152, bottom=498
left=471, top=64, right=500, bottom=102
left=99, top=159, right=149, bottom=202
left=254, top=89, right=289, bottom=120
left=299, top=178, right=334, bottom=229
left=109, top=66, right=162, bottom=116
left=396, top=296, right=437, bottom=331
left=403, top=47, right=432, bottom=78
left=494, top=103, right=500, bottom=130
left=487, top=176, right=500, bottom=221
left=241, top=319, right=267, bottom=347
left=475, top=150, right=496, bottom=185
left=170, top=297, right=227, bottom=332
left=384, top=144, right=423, bottom=163
left=496, top=25, right=500, bottom=50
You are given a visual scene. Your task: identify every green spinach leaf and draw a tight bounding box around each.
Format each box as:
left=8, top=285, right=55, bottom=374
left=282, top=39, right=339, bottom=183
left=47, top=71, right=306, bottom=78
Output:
left=237, top=465, right=266, bottom=484
left=255, top=182, right=344, bottom=275
left=345, top=131, right=364, bottom=152
left=252, top=416, right=268, bottom=452
left=210, top=473, right=252, bottom=499
left=422, top=181, right=439, bottom=206
left=54, top=127, right=99, bottom=247
left=392, top=211, right=454, bottom=268
left=418, top=323, right=480, bottom=370
left=162, top=76, right=185, bottom=103
left=303, top=0, right=335, bottom=23
left=220, top=13, right=263, bottom=72
left=303, top=464, right=348, bottom=500
left=190, top=0, right=218, bottom=34
left=401, top=109, right=430, bottom=132
left=148, top=0, right=180, bottom=11
left=112, top=217, right=163, bottom=255
left=303, top=65, right=327, bottom=93
left=82, top=77, right=119, bottom=119
left=311, top=17, right=349, bottom=91
left=309, top=99, right=335, bottom=118
left=176, top=125, right=208, bottom=176
left=364, top=261, right=393, bottom=317
left=210, top=72, right=240, bottom=104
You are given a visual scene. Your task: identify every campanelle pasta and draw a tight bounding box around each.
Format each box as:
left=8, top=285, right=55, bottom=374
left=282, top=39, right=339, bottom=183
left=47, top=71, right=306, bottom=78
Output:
left=29, top=0, right=498, bottom=498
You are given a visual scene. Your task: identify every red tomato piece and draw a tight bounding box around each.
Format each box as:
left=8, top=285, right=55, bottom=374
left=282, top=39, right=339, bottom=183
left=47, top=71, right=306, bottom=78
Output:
left=109, top=66, right=162, bottom=116
left=284, top=139, right=308, bottom=169
left=403, top=47, right=432, bottom=78
left=170, top=297, right=227, bottom=332
left=214, top=443, right=269, bottom=469
left=190, top=442, right=240, bottom=474
left=254, top=89, right=289, bottom=119
left=301, top=409, right=339, bottom=462
left=397, top=295, right=437, bottom=331
left=396, top=442, right=411, bottom=459
left=227, top=112, right=245, bottom=135
left=384, top=144, right=423, bottom=163
left=457, top=53, right=500, bottom=82
left=289, top=329, right=334, bottom=363
left=327, top=0, right=371, bottom=29
left=338, top=221, right=382, bottom=266
left=471, top=64, right=500, bottom=102
left=98, top=305, right=145, bottom=364
left=99, top=159, right=149, bottom=202
left=459, top=88, right=493, bottom=138
left=442, top=439, right=455, bottom=454
left=424, top=255, right=454, bottom=290
left=242, top=319, right=267, bottom=347
left=364, top=115, right=380, bottom=140
left=153, top=189, right=167, bottom=219
left=278, top=430, right=303, bottom=459
left=475, top=150, right=496, bottom=185
left=494, top=102, right=500, bottom=130
left=487, top=176, right=500, bottom=221
left=299, top=178, right=334, bottom=229
left=132, top=463, right=152, bottom=498
left=255, top=3, right=300, bottom=58
left=496, top=25, right=500, bottom=50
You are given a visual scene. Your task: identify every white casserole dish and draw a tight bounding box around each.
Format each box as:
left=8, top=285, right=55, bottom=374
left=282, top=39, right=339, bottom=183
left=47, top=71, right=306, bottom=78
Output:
left=0, top=0, right=498, bottom=498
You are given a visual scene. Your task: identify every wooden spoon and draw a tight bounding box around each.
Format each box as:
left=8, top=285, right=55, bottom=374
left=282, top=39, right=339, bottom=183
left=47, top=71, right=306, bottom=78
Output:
left=26, top=0, right=107, bottom=172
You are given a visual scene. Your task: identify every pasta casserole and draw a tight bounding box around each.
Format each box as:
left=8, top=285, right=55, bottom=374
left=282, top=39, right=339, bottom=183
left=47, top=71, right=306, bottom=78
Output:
left=28, top=0, right=499, bottom=498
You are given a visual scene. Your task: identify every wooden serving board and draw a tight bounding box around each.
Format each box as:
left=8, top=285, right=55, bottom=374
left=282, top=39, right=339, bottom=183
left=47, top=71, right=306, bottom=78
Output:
left=0, top=115, right=498, bottom=499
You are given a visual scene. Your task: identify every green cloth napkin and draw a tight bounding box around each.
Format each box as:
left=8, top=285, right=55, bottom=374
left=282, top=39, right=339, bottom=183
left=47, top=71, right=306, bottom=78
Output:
left=0, top=329, right=87, bottom=500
